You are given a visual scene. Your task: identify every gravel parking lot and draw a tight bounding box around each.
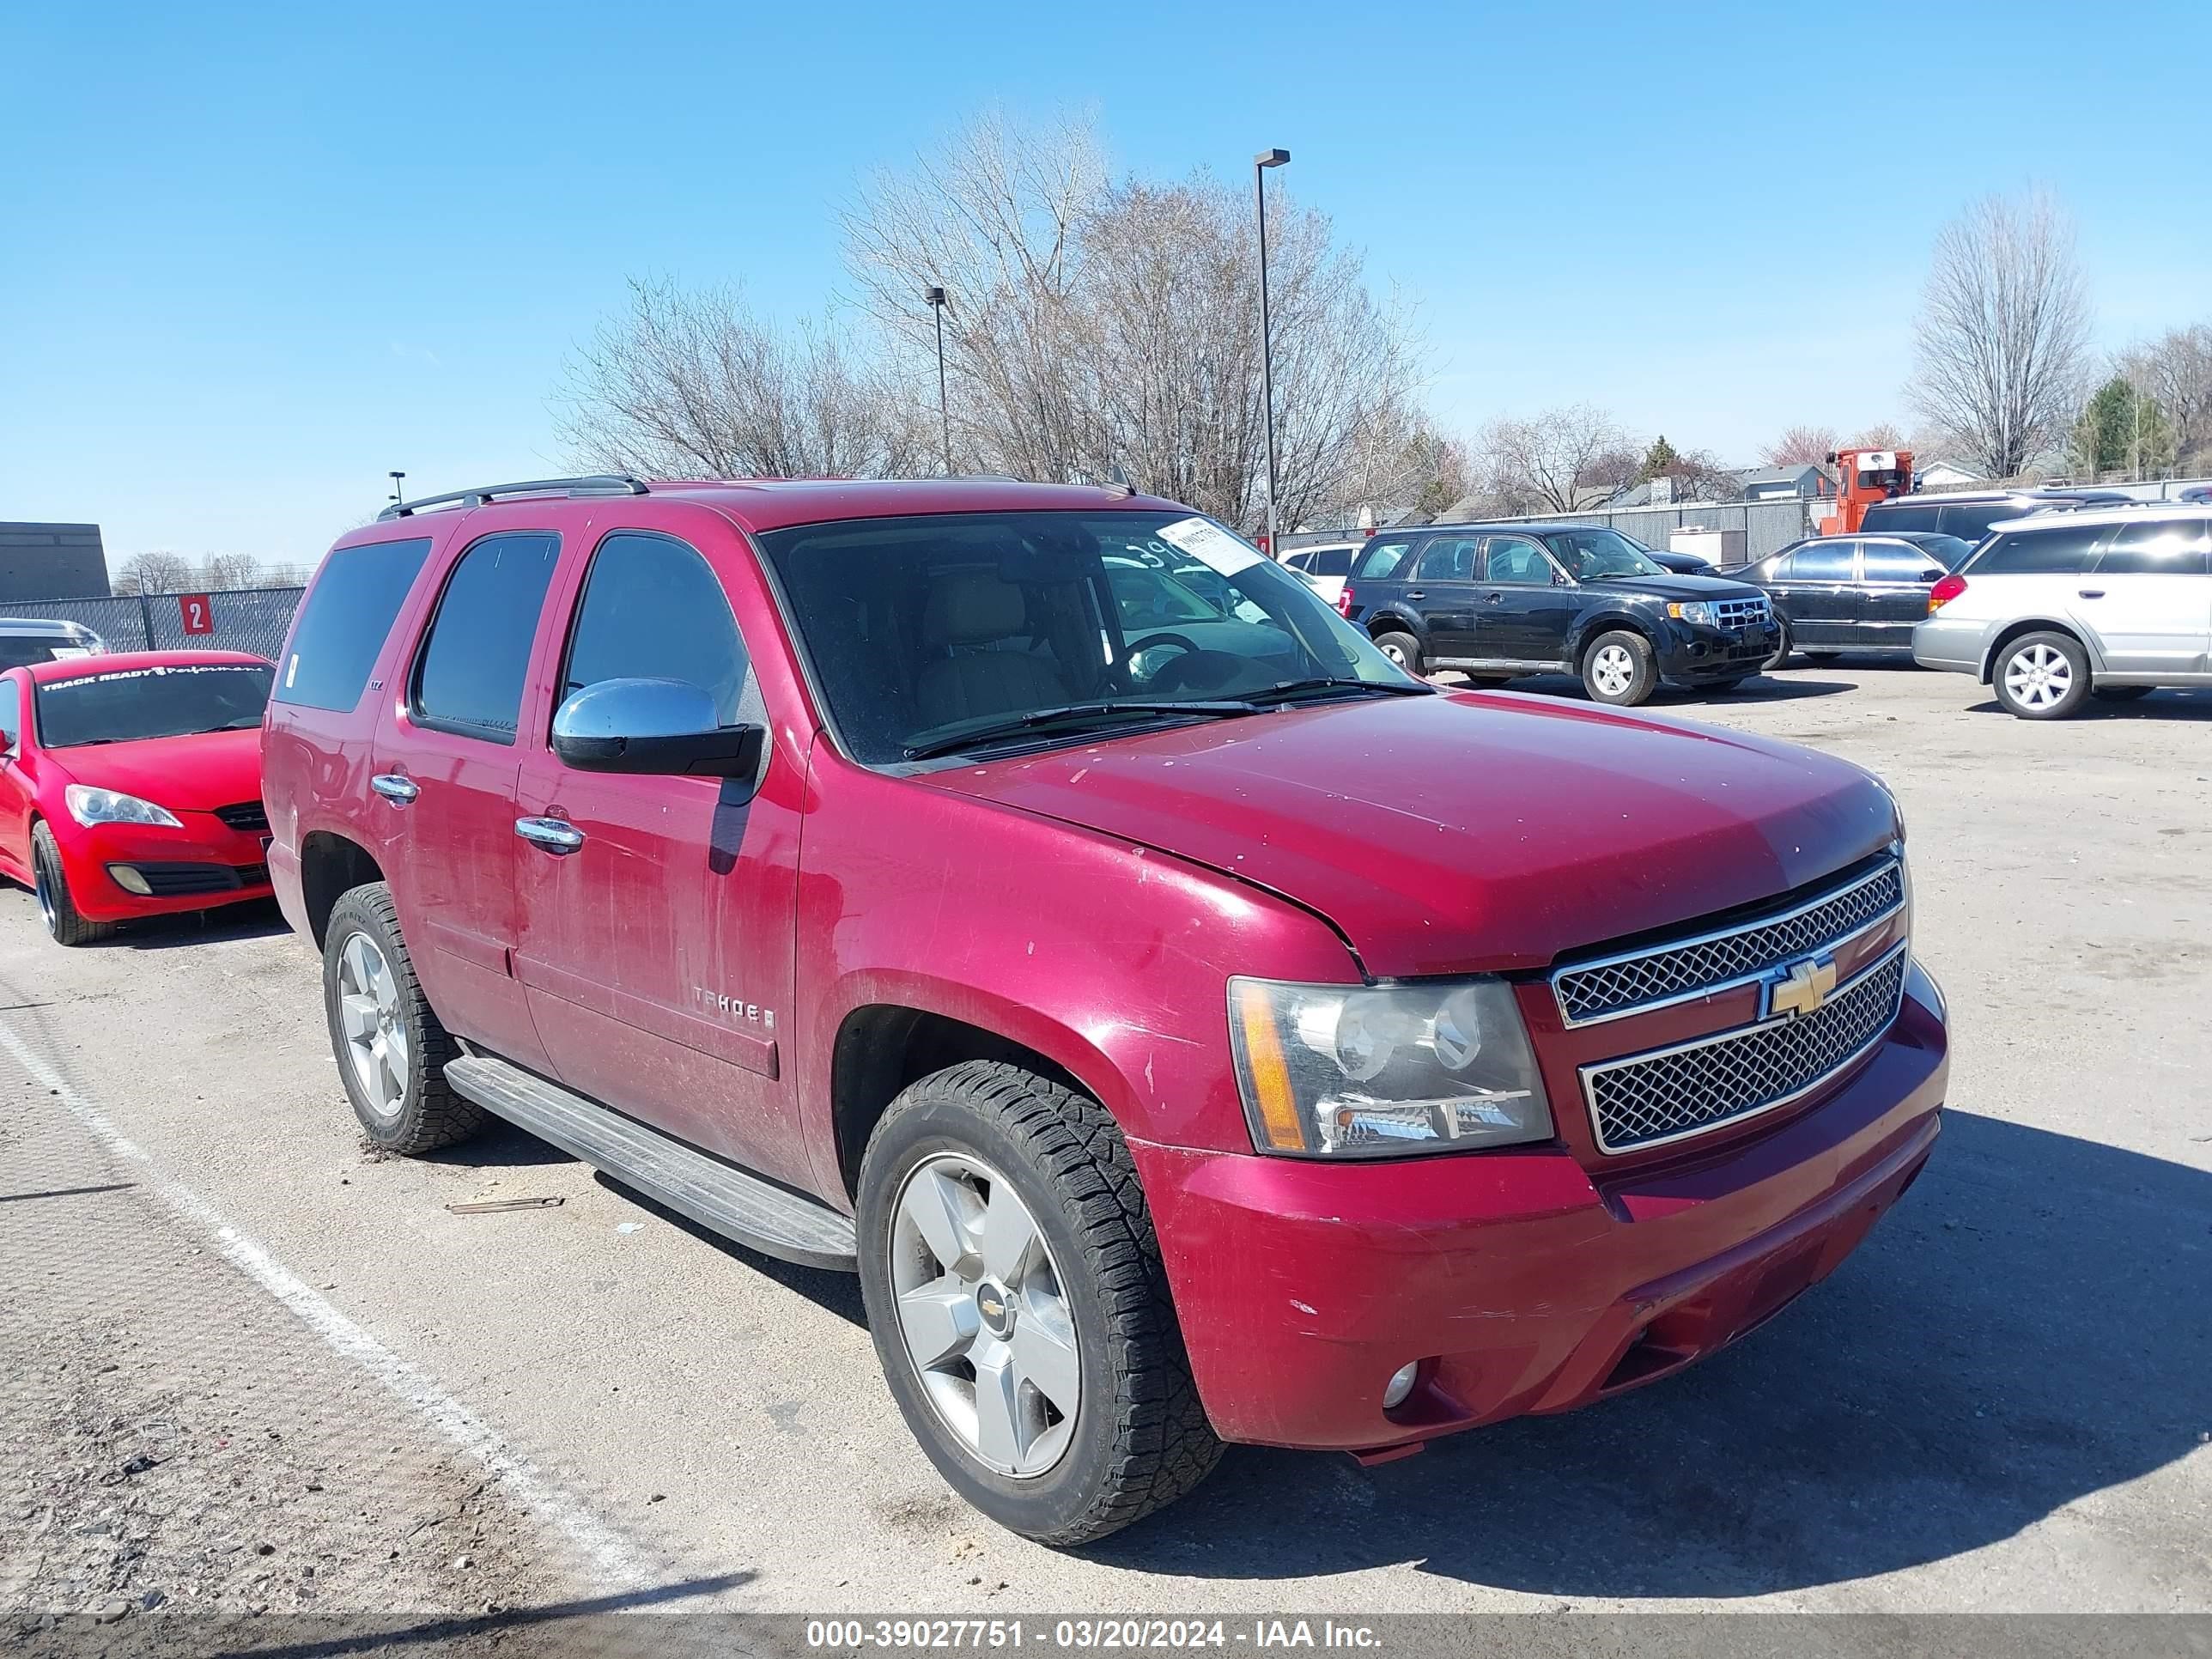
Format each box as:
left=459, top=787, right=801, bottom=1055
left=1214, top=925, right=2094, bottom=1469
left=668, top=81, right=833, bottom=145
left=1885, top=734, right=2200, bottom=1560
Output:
left=2, top=662, right=2208, bottom=1642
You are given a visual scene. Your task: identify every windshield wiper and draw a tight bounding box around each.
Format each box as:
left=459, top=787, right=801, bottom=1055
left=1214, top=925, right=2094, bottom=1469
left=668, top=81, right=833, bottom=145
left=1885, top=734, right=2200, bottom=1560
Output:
left=903, top=700, right=1262, bottom=761
left=1245, top=677, right=1435, bottom=707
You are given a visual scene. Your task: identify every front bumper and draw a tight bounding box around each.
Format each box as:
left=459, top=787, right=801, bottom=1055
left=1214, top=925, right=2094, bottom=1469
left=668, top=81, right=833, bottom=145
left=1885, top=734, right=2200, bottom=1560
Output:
left=1131, top=966, right=1947, bottom=1452
left=1912, top=616, right=1984, bottom=676
left=55, top=813, right=273, bottom=922
left=1657, top=620, right=1779, bottom=681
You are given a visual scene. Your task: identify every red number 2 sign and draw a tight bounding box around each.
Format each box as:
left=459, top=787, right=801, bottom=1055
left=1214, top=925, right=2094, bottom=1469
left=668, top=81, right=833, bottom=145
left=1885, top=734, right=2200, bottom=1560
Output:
left=179, top=593, right=214, bottom=635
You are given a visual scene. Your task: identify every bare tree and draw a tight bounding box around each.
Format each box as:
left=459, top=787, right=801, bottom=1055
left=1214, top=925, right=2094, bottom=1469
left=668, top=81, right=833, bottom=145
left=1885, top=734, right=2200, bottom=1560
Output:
left=2118, top=323, right=2212, bottom=471
left=1850, top=421, right=1908, bottom=451
left=112, top=551, right=196, bottom=596
left=198, top=552, right=263, bottom=591
left=1909, top=190, right=2092, bottom=478
left=1760, top=425, right=1839, bottom=466
left=556, top=277, right=921, bottom=479
left=841, top=110, right=1426, bottom=532
left=1474, top=406, right=1630, bottom=514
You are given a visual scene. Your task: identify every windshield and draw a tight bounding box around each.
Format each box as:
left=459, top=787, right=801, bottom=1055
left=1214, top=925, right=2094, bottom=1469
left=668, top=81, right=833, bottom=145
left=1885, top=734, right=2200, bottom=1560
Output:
left=34, top=663, right=272, bottom=748
left=1915, top=533, right=1975, bottom=569
left=758, top=510, right=1416, bottom=764
left=1543, top=527, right=1666, bottom=580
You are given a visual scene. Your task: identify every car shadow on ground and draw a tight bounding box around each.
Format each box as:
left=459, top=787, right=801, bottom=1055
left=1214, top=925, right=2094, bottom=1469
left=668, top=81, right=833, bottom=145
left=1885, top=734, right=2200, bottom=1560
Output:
left=1966, top=687, right=2212, bottom=721
left=592, top=1169, right=870, bottom=1326
left=82, top=896, right=293, bottom=951
left=1086, top=1109, right=2211, bottom=1596
left=1485, top=672, right=1857, bottom=708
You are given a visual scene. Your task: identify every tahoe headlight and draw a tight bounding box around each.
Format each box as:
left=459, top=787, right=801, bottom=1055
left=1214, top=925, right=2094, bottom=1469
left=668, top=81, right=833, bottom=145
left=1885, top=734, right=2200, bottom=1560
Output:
left=1228, top=977, right=1553, bottom=1158
left=64, top=785, right=181, bottom=829
left=1667, top=600, right=1715, bottom=625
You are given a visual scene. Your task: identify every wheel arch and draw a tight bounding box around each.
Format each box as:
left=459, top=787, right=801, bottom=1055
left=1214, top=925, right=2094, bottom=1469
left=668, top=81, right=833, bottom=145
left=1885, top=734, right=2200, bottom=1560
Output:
left=1571, top=612, right=1662, bottom=667
left=1977, top=617, right=2100, bottom=684
left=1365, top=607, right=1426, bottom=644
left=298, top=830, right=386, bottom=948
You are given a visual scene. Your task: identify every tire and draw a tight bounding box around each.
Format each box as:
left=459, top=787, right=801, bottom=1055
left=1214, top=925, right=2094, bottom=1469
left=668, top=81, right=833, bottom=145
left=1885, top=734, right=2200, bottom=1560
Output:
left=31, top=823, right=113, bottom=947
left=856, top=1061, right=1222, bottom=1546
left=1991, top=630, right=2091, bottom=720
left=322, top=882, right=482, bottom=1154
left=1762, top=619, right=1794, bottom=672
left=1581, top=629, right=1659, bottom=707
left=1371, top=630, right=1422, bottom=676
left=2092, top=684, right=2155, bottom=702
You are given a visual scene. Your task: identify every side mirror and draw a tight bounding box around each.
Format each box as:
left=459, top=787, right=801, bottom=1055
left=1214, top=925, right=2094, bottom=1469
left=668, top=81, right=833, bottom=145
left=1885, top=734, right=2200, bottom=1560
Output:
left=550, top=678, right=763, bottom=778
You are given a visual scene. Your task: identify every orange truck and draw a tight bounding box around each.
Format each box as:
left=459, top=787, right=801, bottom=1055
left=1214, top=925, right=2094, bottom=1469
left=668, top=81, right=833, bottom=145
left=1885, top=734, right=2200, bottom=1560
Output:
left=1824, top=447, right=1915, bottom=533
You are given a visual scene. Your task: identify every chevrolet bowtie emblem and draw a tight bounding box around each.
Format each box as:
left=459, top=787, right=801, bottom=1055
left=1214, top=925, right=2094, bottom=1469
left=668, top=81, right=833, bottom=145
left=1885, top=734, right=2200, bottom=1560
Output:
left=1767, top=954, right=1838, bottom=1019
left=979, top=1296, right=1004, bottom=1319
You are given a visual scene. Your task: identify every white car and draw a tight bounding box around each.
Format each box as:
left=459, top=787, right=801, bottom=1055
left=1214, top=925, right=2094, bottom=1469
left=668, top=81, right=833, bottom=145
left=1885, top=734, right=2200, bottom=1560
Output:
left=1277, top=541, right=1360, bottom=608
left=1912, top=506, right=2211, bottom=719
left=0, top=617, right=106, bottom=672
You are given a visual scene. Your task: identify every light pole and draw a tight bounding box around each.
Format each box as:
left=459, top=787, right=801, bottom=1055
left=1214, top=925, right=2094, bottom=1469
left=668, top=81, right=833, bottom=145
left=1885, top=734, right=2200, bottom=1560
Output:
left=925, top=286, right=951, bottom=475
left=1253, top=148, right=1289, bottom=555
left=388, top=470, right=405, bottom=504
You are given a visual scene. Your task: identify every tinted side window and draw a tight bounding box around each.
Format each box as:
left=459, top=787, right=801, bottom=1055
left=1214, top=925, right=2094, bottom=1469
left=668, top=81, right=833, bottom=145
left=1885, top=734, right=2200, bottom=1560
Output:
left=1971, top=524, right=2106, bottom=575
left=1790, top=542, right=1856, bottom=581
left=1939, top=503, right=2017, bottom=543
left=2094, top=518, right=2212, bottom=577
left=1862, top=502, right=1940, bottom=532
left=0, top=678, right=17, bottom=748
left=274, top=537, right=433, bottom=712
left=562, top=533, right=750, bottom=726
left=412, top=532, right=561, bottom=743
left=1415, top=537, right=1480, bottom=581
left=1353, top=539, right=1414, bottom=580
left=1310, top=548, right=1354, bottom=577
left=1482, top=536, right=1553, bottom=585
left=1862, top=541, right=1940, bottom=582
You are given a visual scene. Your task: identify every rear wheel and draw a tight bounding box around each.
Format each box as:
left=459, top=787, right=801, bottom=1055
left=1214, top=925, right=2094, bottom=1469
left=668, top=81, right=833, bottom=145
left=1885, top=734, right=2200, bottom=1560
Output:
left=1992, top=631, right=2090, bottom=720
left=856, top=1061, right=1221, bottom=1545
left=1581, top=630, right=1658, bottom=707
left=1371, top=630, right=1422, bottom=675
left=322, top=882, right=482, bottom=1153
left=31, top=823, right=112, bottom=947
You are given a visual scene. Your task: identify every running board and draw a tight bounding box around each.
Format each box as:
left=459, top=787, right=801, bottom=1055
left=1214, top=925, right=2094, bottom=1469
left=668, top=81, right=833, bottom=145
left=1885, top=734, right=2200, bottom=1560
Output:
left=443, top=1054, right=858, bottom=1272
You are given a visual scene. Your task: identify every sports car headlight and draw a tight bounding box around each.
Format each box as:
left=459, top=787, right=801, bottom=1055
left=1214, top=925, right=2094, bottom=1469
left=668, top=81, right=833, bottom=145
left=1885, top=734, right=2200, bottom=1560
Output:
left=64, top=785, right=182, bottom=828
left=1228, top=977, right=1553, bottom=1158
left=1667, top=600, right=1715, bottom=625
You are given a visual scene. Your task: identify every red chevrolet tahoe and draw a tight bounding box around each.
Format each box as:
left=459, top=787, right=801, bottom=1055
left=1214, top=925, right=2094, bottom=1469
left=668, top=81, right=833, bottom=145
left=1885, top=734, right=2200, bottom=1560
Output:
left=262, top=476, right=1948, bottom=1545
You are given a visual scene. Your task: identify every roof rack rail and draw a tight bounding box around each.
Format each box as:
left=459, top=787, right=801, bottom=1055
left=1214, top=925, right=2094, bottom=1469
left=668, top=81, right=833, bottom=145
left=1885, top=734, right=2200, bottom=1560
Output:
left=378, top=474, right=649, bottom=520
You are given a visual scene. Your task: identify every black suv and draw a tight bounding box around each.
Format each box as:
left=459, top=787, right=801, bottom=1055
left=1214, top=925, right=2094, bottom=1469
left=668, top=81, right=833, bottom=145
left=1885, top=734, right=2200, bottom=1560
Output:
left=1340, top=522, right=1779, bottom=705
left=1858, top=489, right=2136, bottom=542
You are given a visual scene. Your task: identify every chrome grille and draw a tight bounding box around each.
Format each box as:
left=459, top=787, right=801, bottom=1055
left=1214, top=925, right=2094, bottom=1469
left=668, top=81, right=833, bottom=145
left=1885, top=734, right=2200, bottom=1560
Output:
left=1714, top=596, right=1771, bottom=629
left=1552, top=860, right=1904, bottom=1026
left=1583, top=945, right=1908, bottom=1154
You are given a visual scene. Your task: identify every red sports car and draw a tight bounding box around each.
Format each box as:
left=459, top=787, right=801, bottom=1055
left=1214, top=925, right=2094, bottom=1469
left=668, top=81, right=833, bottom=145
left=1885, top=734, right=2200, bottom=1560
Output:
left=0, top=650, right=276, bottom=945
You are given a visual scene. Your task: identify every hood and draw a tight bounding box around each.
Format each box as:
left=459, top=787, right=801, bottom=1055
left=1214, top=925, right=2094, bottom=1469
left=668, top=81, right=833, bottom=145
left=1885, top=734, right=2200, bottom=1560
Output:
left=1586, top=572, right=1765, bottom=603
left=922, top=692, right=1896, bottom=977
left=45, top=727, right=263, bottom=814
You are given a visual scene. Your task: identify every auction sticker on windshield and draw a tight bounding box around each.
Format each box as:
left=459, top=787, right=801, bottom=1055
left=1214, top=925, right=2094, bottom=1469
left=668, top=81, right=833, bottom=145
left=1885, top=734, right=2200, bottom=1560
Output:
left=1156, top=516, right=1263, bottom=576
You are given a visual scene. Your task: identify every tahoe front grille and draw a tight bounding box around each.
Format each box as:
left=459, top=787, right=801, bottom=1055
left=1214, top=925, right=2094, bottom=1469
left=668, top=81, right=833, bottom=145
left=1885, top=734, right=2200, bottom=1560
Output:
left=1582, top=945, right=1909, bottom=1154
left=1551, top=860, right=1905, bottom=1026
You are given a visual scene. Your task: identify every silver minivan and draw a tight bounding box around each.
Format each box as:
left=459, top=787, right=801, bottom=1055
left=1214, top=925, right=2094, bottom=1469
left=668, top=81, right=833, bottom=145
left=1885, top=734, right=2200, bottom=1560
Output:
left=1913, top=507, right=2212, bottom=718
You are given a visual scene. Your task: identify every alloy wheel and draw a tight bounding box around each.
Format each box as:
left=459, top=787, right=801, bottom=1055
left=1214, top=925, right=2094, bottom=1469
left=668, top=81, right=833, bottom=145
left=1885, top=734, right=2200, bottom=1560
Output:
left=33, top=862, right=56, bottom=933
left=337, top=931, right=408, bottom=1119
left=2003, top=643, right=2072, bottom=709
left=1379, top=640, right=1408, bottom=667
left=889, top=1152, right=1081, bottom=1479
left=1591, top=643, right=1636, bottom=699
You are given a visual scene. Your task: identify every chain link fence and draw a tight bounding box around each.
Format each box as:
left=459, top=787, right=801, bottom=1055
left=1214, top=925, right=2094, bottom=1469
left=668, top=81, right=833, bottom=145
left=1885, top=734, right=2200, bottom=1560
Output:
left=2, top=587, right=303, bottom=662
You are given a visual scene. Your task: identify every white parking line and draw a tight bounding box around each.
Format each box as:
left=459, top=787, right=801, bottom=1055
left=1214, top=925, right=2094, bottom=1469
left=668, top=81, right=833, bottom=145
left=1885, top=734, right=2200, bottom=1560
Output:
left=0, top=1015, right=656, bottom=1592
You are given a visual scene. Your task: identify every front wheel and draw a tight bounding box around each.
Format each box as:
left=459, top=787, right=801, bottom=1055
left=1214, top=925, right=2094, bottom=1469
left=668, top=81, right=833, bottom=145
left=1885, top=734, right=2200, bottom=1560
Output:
left=322, top=883, right=482, bottom=1153
left=856, top=1061, right=1222, bottom=1546
left=1371, top=630, right=1422, bottom=676
left=1992, top=631, right=2090, bottom=720
left=31, top=823, right=112, bottom=947
left=1581, top=630, right=1658, bottom=706
left=1762, top=619, right=1794, bottom=671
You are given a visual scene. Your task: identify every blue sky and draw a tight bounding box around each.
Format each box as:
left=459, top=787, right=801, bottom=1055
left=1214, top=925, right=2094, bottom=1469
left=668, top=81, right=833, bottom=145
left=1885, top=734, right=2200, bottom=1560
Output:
left=4, top=1, right=2208, bottom=565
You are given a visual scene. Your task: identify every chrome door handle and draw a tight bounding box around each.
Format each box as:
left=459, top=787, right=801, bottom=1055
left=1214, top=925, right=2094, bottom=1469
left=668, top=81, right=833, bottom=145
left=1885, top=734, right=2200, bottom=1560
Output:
left=1484, top=591, right=1505, bottom=603
left=370, top=774, right=419, bottom=805
left=2077, top=589, right=2105, bottom=599
left=514, top=816, right=586, bottom=854
left=1404, top=588, right=1426, bottom=601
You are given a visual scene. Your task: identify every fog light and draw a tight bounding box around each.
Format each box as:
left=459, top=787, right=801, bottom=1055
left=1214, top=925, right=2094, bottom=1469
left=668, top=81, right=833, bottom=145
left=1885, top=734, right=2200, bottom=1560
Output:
left=106, top=864, right=152, bottom=896
left=1382, top=1361, right=1420, bottom=1409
